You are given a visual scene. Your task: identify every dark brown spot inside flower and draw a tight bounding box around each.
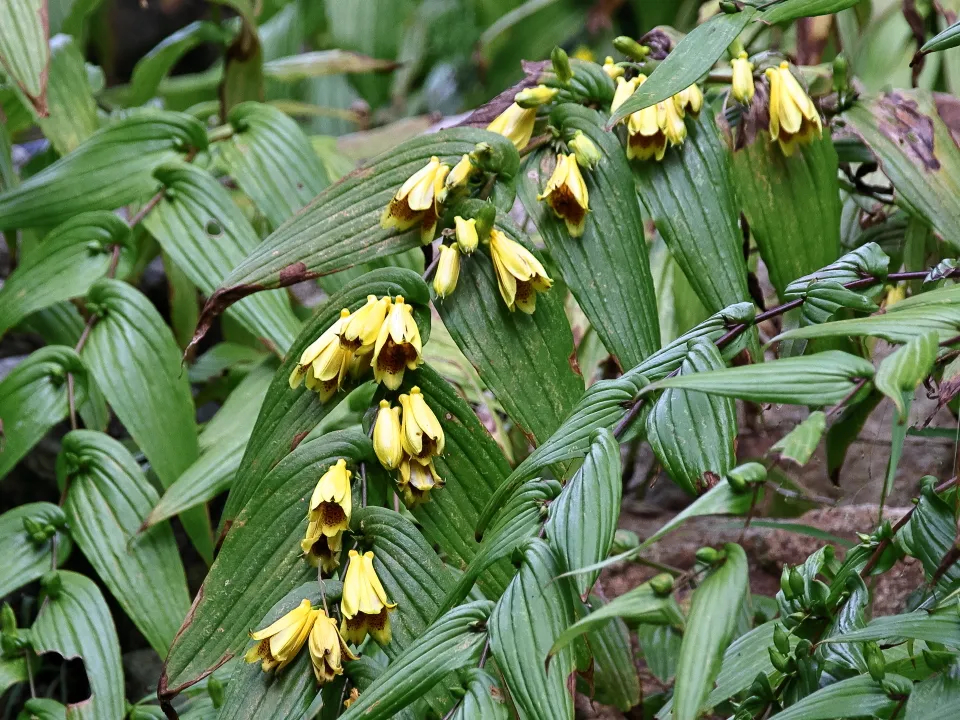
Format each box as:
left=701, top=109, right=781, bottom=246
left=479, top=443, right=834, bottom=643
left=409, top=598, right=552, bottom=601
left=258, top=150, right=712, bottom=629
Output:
left=548, top=186, right=586, bottom=227
left=318, top=502, right=347, bottom=529
left=515, top=280, right=534, bottom=306
left=377, top=340, right=418, bottom=374
left=388, top=197, right=419, bottom=223
left=365, top=608, right=389, bottom=632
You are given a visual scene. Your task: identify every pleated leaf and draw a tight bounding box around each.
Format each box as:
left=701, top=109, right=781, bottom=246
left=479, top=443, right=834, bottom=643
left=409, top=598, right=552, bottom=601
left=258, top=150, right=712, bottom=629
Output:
left=767, top=675, right=902, bottom=720
left=783, top=242, right=890, bottom=298
left=31, top=571, right=124, bottom=720
left=583, top=598, right=642, bottom=711
left=0, top=345, right=85, bottom=481
left=874, top=330, right=939, bottom=419
left=32, top=34, right=98, bottom=155
left=0, top=0, right=49, bottom=113
left=546, top=428, right=621, bottom=595
left=143, top=162, right=300, bottom=354
left=646, top=340, right=737, bottom=496
left=159, top=430, right=369, bottom=698
left=449, top=668, right=509, bottom=720
left=900, top=478, right=960, bottom=589
left=519, top=104, right=660, bottom=368
left=0, top=110, right=207, bottom=230
left=774, top=306, right=960, bottom=344
left=58, top=430, right=190, bottom=656
left=823, top=609, right=960, bottom=647
left=762, top=0, right=860, bottom=23
left=0, top=502, right=71, bottom=597
left=0, top=212, right=132, bottom=336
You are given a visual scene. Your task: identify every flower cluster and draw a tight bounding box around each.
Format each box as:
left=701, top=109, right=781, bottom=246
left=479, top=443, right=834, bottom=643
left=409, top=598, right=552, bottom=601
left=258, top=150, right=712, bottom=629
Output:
left=289, top=294, right=422, bottom=399
left=301, top=459, right=352, bottom=573
left=610, top=75, right=703, bottom=162
left=374, top=387, right=446, bottom=506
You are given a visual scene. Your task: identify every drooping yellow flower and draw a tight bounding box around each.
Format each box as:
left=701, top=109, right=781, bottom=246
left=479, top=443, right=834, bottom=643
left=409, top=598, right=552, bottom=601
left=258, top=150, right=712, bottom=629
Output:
left=372, top=296, right=422, bottom=390
left=397, top=456, right=445, bottom=507
left=445, top=154, right=476, bottom=191
left=340, top=550, right=397, bottom=645
left=612, top=76, right=668, bottom=162
left=487, top=103, right=536, bottom=150
left=515, top=84, right=558, bottom=109
left=765, top=61, right=822, bottom=156
left=340, top=295, right=391, bottom=352
left=731, top=52, right=755, bottom=104
left=674, top=84, right=703, bottom=117
left=488, top=229, right=553, bottom=314
left=454, top=216, right=478, bottom=254
left=244, top=599, right=318, bottom=673
left=659, top=96, right=687, bottom=146
left=308, top=611, right=357, bottom=685
left=537, top=153, right=589, bottom=237
left=373, top=400, right=403, bottom=470
left=602, top=56, right=624, bottom=80
left=301, top=529, right=343, bottom=574
left=290, top=309, right=353, bottom=401
left=399, top=386, right=445, bottom=460
left=433, top=243, right=461, bottom=299
left=304, top=459, right=352, bottom=541
left=381, top=156, right=450, bottom=243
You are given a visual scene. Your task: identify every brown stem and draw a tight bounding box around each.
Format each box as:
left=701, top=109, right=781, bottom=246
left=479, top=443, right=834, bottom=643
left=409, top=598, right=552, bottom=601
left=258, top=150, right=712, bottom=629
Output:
left=520, top=133, right=551, bottom=157
left=826, top=377, right=869, bottom=419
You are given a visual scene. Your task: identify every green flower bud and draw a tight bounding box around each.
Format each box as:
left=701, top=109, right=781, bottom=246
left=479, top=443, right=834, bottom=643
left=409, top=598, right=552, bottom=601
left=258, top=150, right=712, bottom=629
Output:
left=474, top=202, right=497, bottom=242
left=41, top=570, right=62, bottom=599
left=881, top=674, right=912, bottom=697
left=832, top=54, right=849, bottom=94
left=649, top=573, right=674, bottom=596
left=789, top=567, right=805, bottom=598
left=1, top=604, right=16, bottom=635
left=768, top=647, right=790, bottom=673
left=865, top=642, right=886, bottom=682
left=551, top=47, right=573, bottom=84
left=515, top=85, right=559, bottom=109
left=773, top=624, right=790, bottom=655
left=780, top=565, right=794, bottom=599
left=208, top=676, right=225, bottom=709
left=695, top=547, right=720, bottom=564
left=569, top=131, right=602, bottom=169
left=613, top=36, right=650, bottom=62
left=720, top=1, right=740, bottom=12
left=611, top=529, right=640, bottom=554
left=794, top=639, right=812, bottom=657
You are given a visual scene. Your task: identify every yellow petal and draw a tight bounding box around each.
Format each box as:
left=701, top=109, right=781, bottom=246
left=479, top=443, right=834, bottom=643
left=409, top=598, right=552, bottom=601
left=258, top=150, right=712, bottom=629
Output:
left=250, top=599, right=313, bottom=641
left=373, top=400, right=403, bottom=470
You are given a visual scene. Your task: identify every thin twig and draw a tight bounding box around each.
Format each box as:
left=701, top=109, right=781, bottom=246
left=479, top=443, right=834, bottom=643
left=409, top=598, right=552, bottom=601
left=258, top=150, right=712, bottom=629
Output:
left=25, top=650, right=36, bottom=698
left=423, top=253, right=441, bottom=282
left=826, top=377, right=869, bottom=419
left=520, top=134, right=552, bottom=157
left=127, top=189, right=166, bottom=229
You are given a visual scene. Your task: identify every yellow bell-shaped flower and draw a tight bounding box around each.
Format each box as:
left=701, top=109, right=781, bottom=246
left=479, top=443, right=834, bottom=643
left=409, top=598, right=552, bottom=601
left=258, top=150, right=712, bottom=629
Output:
left=301, top=529, right=343, bottom=575
left=305, top=459, right=352, bottom=540
left=433, top=243, right=461, bottom=299
left=308, top=611, right=357, bottom=685
left=399, top=386, right=445, bottom=460
left=454, top=216, right=479, bottom=254
left=658, top=96, right=687, bottom=147
left=397, top=456, right=445, bottom=507
left=289, top=309, right=354, bottom=401
left=445, top=154, right=476, bottom=191
left=244, top=599, right=318, bottom=672
left=674, top=84, right=703, bottom=117
left=373, top=400, right=403, bottom=471
left=487, top=103, right=536, bottom=150
left=488, top=229, right=553, bottom=314
left=340, top=550, right=397, bottom=645
left=380, top=156, right=450, bottom=244
left=340, top=295, right=391, bottom=352
left=602, top=56, right=624, bottom=80
left=372, top=296, right=423, bottom=390
left=765, top=61, right=822, bottom=156
left=515, top=84, right=558, bottom=109
left=537, top=153, right=589, bottom=237
left=731, top=52, right=755, bottom=104
left=626, top=95, right=668, bottom=162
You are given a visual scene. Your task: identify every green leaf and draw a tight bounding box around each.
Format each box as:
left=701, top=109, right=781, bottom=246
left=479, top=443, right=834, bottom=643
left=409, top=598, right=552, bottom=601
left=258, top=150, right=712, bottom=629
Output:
left=128, top=21, right=230, bottom=105
left=0, top=110, right=207, bottom=231
left=143, top=162, right=301, bottom=354
left=607, top=8, right=758, bottom=125
left=900, top=478, right=960, bottom=589
left=434, top=213, right=583, bottom=446
left=633, top=110, right=753, bottom=317
left=905, top=667, right=960, bottom=719
left=643, top=351, right=875, bottom=406
left=0, top=502, right=71, bottom=597
left=760, top=0, right=860, bottom=24
left=264, top=50, right=399, bottom=81
left=449, top=668, right=509, bottom=720
left=767, top=675, right=902, bottom=720
left=706, top=619, right=798, bottom=708
left=546, top=428, right=621, bottom=595
left=0, top=211, right=133, bottom=336
left=795, top=281, right=879, bottom=326
left=673, top=543, right=748, bottom=720
left=17, top=699, right=67, bottom=720
left=31, top=571, right=125, bottom=720
left=731, top=131, right=841, bottom=299
left=489, top=539, right=578, bottom=720
left=519, top=104, right=660, bottom=367
left=0, top=656, right=27, bottom=696
left=220, top=268, right=430, bottom=526
left=770, top=410, right=827, bottom=466
left=195, top=128, right=517, bottom=334
left=32, top=34, right=99, bottom=155
left=58, top=430, right=190, bottom=656
left=550, top=580, right=683, bottom=656
left=774, top=306, right=960, bottom=344
left=219, top=14, right=264, bottom=115
left=0, top=345, right=85, bottom=481
left=583, top=598, right=642, bottom=711
left=922, top=18, right=960, bottom=54
left=0, top=0, right=49, bottom=113
left=341, top=601, right=491, bottom=720
left=159, top=429, right=369, bottom=698
left=823, top=610, right=960, bottom=647
left=843, top=90, right=960, bottom=252
left=344, top=657, right=417, bottom=720
left=218, top=581, right=342, bottom=720
left=875, top=330, right=939, bottom=419
left=163, top=251, right=198, bottom=350
left=216, top=102, right=329, bottom=229
left=646, top=340, right=737, bottom=496
left=783, top=242, right=890, bottom=298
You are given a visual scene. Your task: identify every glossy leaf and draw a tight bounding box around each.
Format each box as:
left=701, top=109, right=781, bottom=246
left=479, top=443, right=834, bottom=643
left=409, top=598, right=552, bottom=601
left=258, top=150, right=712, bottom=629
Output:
left=761, top=0, right=860, bottom=24
left=0, top=345, right=85, bottom=481
left=34, top=34, right=98, bottom=155
left=922, top=18, right=960, bottom=54
left=58, top=430, right=190, bottom=656
left=31, top=571, right=125, bottom=720
left=489, top=539, right=577, bottom=720
left=0, top=502, right=71, bottom=597
left=875, top=330, right=939, bottom=419
left=519, top=104, right=660, bottom=368
left=766, top=675, right=902, bottom=720
left=345, top=657, right=418, bottom=720
left=900, top=478, right=960, bottom=589
left=634, top=110, right=752, bottom=317
left=0, top=656, right=27, bottom=696
left=647, top=340, right=736, bottom=496
left=340, top=602, right=491, bottom=720
left=770, top=411, right=826, bottom=466
left=783, top=242, right=890, bottom=298
left=607, top=8, right=757, bottom=124
left=905, top=668, right=960, bottom=719
left=546, top=428, right=622, bottom=595
left=449, top=668, right=509, bottom=720
left=824, top=609, right=960, bottom=647
left=220, top=268, right=430, bottom=526
left=0, top=212, right=132, bottom=336
left=707, top=619, right=798, bottom=708
left=0, top=110, right=207, bottom=231
left=844, top=90, right=960, bottom=252
left=731, top=131, right=841, bottom=299
left=674, top=543, right=748, bottom=720
left=0, top=0, right=49, bottom=113
left=143, top=162, right=301, bottom=354
left=216, top=102, right=329, bottom=229
left=82, top=279, right=211, bottom=561
left=159, top=430, right=369, bottom=698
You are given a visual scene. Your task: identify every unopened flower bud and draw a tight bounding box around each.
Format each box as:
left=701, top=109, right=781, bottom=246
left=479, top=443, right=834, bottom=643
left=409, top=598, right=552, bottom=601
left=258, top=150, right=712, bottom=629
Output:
left=569, top=131, right=602, bottom=169
left=515, top=84, right=559, bottom=109
left=602, top=56, right=624, bottom=80
left=613, top=36, right=649, bottom=61
left=768, top=648, right=790, bottom=673
left=695, top=547, right=720, bottom=564
left=433, top=243, right=461, bottom=299
left=649, top=573, right=674, bottom=596
left=780, top=565, right=794, bottom=599
left=773, top=624, right=790, bottom=654
left=833, top=53, right=849, bottom=94
left=41, top=570, right=62, bottom=599
left=865, top=642, right=886, bottom=682
left=208, top=676, right=225, bottom=708
left=551, top=47, right=572, bottom=84
left=788, top=567, right=805, bottom=598
left=1, top=604, right=16, bottom=635
left=454, top=216, right=479, bottom=254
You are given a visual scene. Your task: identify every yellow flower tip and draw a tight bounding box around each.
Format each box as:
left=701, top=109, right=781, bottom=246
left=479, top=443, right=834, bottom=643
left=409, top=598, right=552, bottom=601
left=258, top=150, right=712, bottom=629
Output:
left=399, top=386, right=445, bottom=459
left=308, top=611, right=357, bottom=685
left=341, top=295, right=390, bottom=352
left=445, top=154, right=475, bottom=191
left=381, top=157, right=449, bottom=241
left=731, top=52, right=755, bottom=104
left=373, top=400, right=403, bottom=470
left=515, top=84, right=559, bottom=109
left=373, top=298, right=422, bottom=390
left=487, top=103, right=536, bottom=150
left=488, top=229, right=553, bottom=313
left=572, top=45, right=594, bottom=62
left=659, top=98, right=687, bottom=147
left=344, top=688, right=360, bottom=709
left=610, top=76, right=640, bottom=117
left=675, top=84, right=703, bottom=117
left=245, top=599, right=318, bottom=673
left=765, top=61, right=822, bottom=156
left=433, top=243, right=461, bottom=299
left=397, top=456, right=445, bottom=507
left=454, top=216, right=479, bottom=254
left=340, top=550, right=397, bottom=645
left=537, top=153, right=589, bottom=237
left=602, top=56, right=624, bottom=80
